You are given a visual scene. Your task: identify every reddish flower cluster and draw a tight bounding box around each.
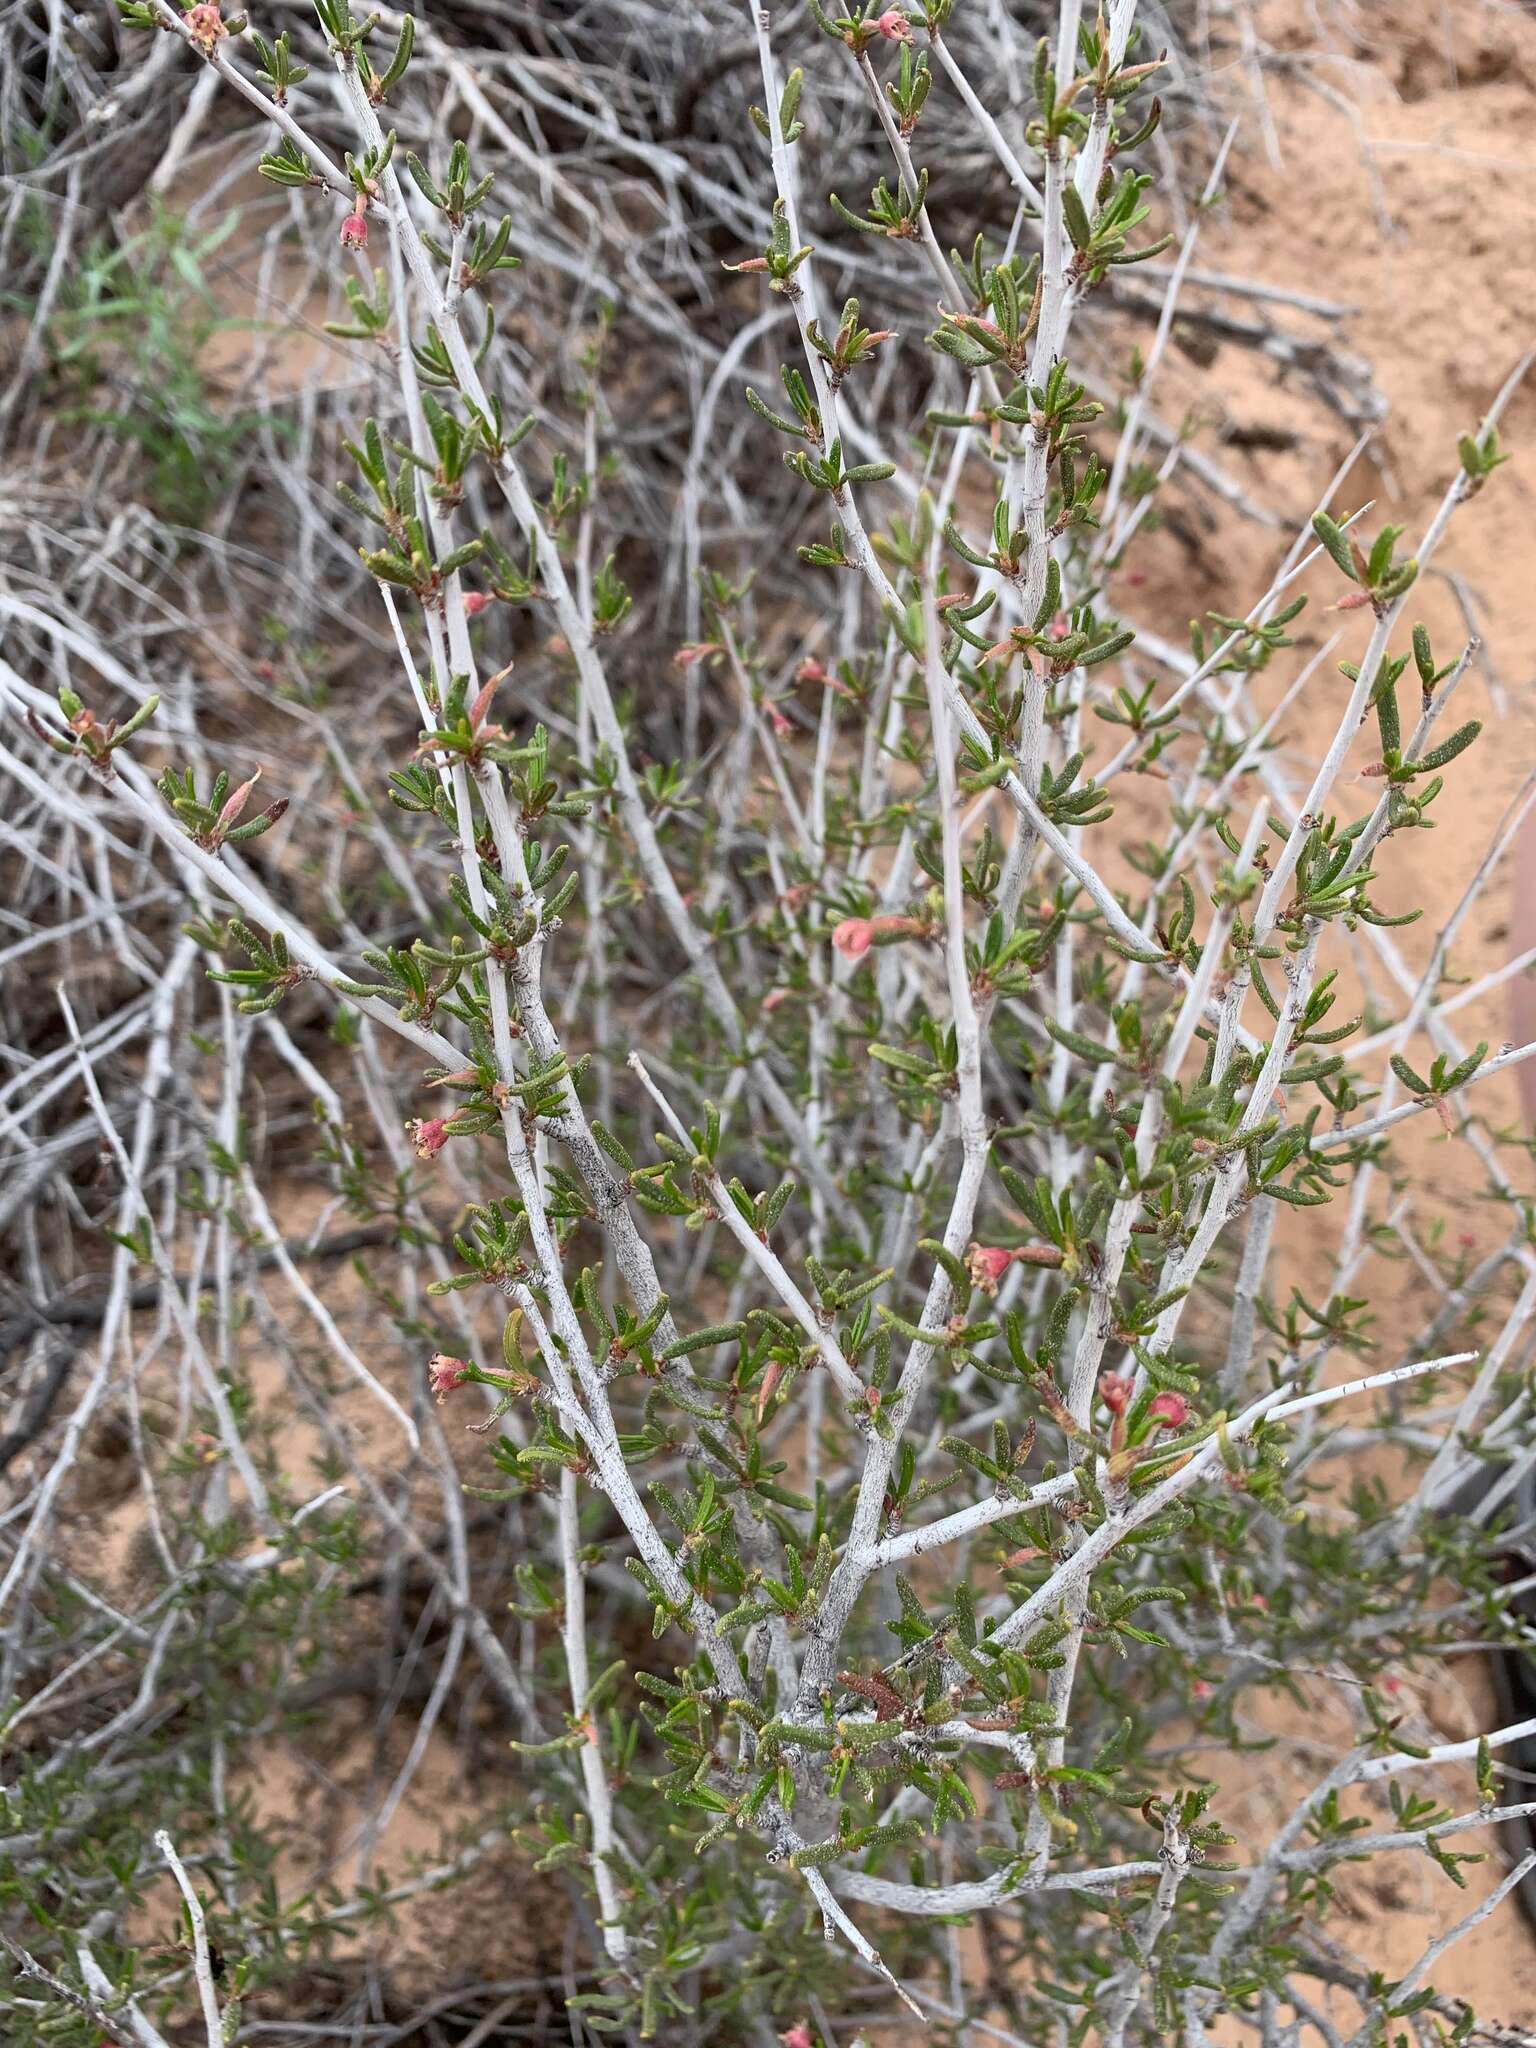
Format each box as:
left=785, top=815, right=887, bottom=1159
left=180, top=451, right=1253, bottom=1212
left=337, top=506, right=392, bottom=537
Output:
left=966, top=1243, right=1015, bottom=1295
left=428, top=1353, right=471, bottom=1401
left=1148, top=1390, right=1190, bottom=1430
left=1098, top=1370, right=1133, bottom=1416
left=1097, top=1376, right=1190, bottom=1431
left=407, top=1116, right=449, bottom=1160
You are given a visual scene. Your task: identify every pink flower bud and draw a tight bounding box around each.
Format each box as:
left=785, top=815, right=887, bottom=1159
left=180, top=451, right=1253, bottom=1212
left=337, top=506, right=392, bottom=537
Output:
left=340, top=210, right=369, bottom=250
left=756, top=1359, right=786, bottom=1425
left=1098, top=1371, right=1132, bottom=1416
left=831, top=917, right=875, bottom=960
left=875, top=9, right=912, bottom=40
left=428, top=1353, right=471, bottom=1401
left=215, top=768, right=262, bottom=836
left=461, top=590, right=489, bottom=616
left=1191, top=1677, right=1214, bottom=1702
left=966, top=1243, right=1014, bottom=1295
left=767, top=703, right=793, bottom=739
left=779, top=2027, right=815, bottom=2048
left=795, top=657, right=829, bottom=686
left=1148, top=1391, right=1190, bottom=1431
left=407, top=1117, right=449, bottom=1160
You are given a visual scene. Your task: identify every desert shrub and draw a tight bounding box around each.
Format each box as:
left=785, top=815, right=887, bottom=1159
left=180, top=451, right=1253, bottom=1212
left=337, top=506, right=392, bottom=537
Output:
left=3, top=2, right=1535, bottom=2045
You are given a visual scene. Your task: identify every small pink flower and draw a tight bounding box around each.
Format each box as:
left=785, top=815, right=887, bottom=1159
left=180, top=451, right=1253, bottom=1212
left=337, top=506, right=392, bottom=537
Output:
left=875, top=9, right=912, bottom=40
left=767, top=703, right=793, bottom=739
left=1192, top=1678, right=1214, bottom=1702
left=1048, top=613, right=1071, bottom=641
left=1148, top=1391, right=1190, bottom=1431
left=428, top=1353, right=471, bottom=1401
left=795, top=657, right=829, bottom=686
left=762, top=987, right=790, bottom=1013
left=461, top=590, right=489, bottom=617
left=340, top=210, right=369, bottom=250
left=779, top=2027, right=815, bottom=2048
left=184, top=3, right=227, bottom=50
left=832, top=917, right=875, bottom=960
left=966, top=1244, right=1014, bottom=1296
left=672, top=641, right=721, bottom=668
left=408, top=1117, right=449, bottom=1160
left=1098, top=1371, right=1132, bottom=1416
